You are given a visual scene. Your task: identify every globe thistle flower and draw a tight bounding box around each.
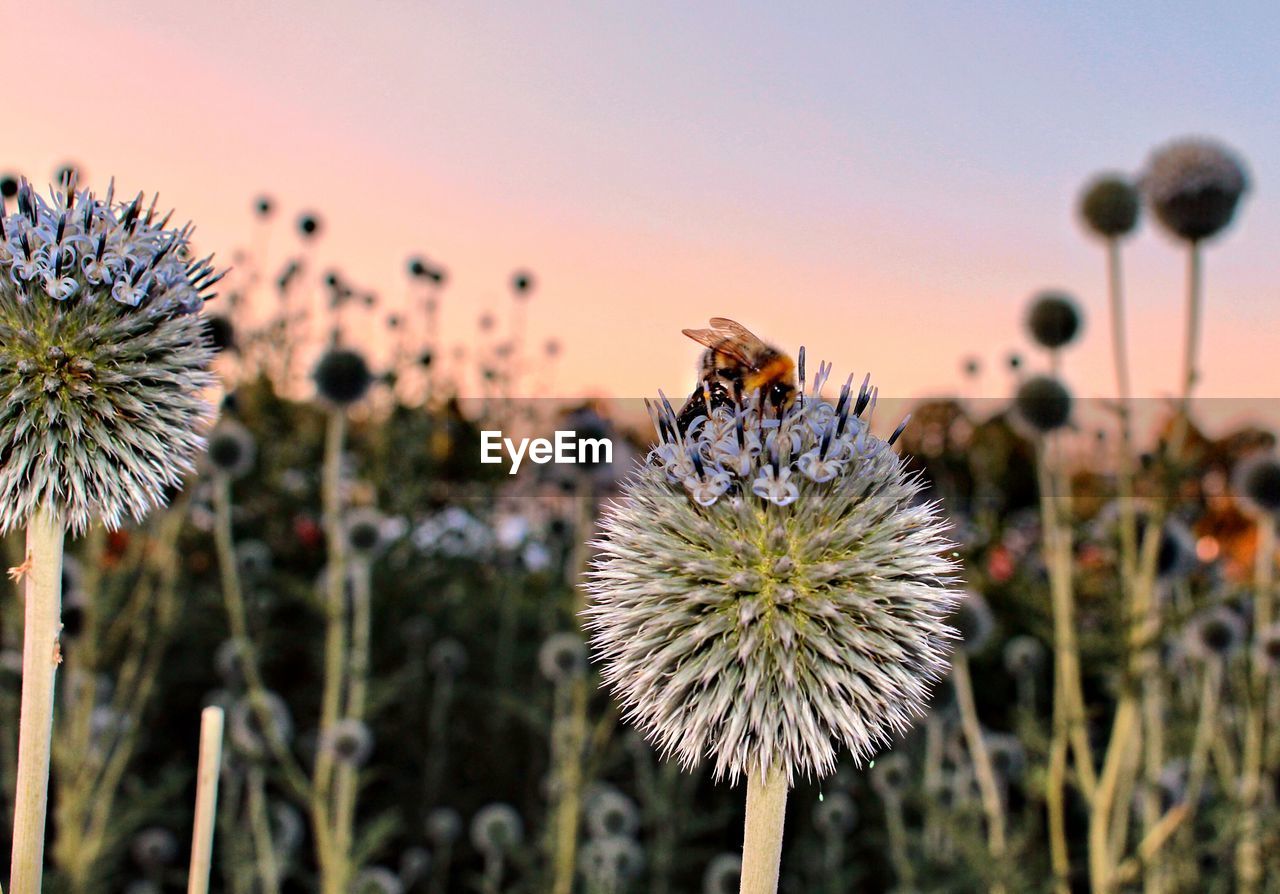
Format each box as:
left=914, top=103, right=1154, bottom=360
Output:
left=0, top=179, right=221, bottom=533
left=345, top=506, right=387, bottom=557
left=585, top=788, right=640, bottom=839
left=511, top=269, right=535, bottom=296
left=1026, top=291, right=1083, bottom=350
left=702, top=854, right=742, bottom=894
left=1253, top=623, right=1280, bottom=668
left=1014, top=376, right=1072, bottom=433
left=1234, top=452, right=1280, bottom=516
left=869, top=751, right=911, bottom=799
left=320, top=717, right=373, bottom=766
left=469, top=803, right=524, bottom=855
left=1002, top=635, right=1045, bottom=677
left=398, top=848, right=431, bottom=887
left=1143, top=137, right=1249, bottom=242
left=0, top=174, right=19, bottom=199
left=812, top=790, right=857, bottom=835
left=585, top=367, right=959, bottom=784
left=130, top=827, right=178, bottom=870
left=229, top=691, right=293, bottom=760
left=205, top=419, right=256, bottom=480
left=1155, top=517, right=1199, bottom=580
left=425, top=807, right=462, bottom=848
left=214, top=637, right=251, bottom=683
left=539, top=631, right=588, bottom=684
left=986, top=732, right=1027, bottom=781
left=428, top=638, right=468, bottom=677
left=351, top=867, right=404, bottom=894
left=951, top=590, right=995, bottom=655
left=1079, top=174, right=1141, bottom=239
left=313, top=347, right=372, bottom=405
left=253, top=195, right=273, bottom=218
left=296, top=211, right=322, bottom=240
left=1185, top=607, right=1246, bottom=661
left=235, top=539, right=273, bottom=581
left=578, top=836, right=644, bottom=886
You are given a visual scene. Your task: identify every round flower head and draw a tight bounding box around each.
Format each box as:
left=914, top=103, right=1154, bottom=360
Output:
left=585, top=788, right=640, bottom=839
left=987, top=731, right=1027, bottom=781
left=0, top=178, right=221, bottom=532
left=1254, top=622, right=1280, bottom=668
left=253, top=196, right=273, bottom=218
left=229, top=690, right=293, bottom=760
left=272, top=803, right=305, bottom=857
left=425, top=807, right=462, bottom=848
left=469, top=803, right=523, bottom=855
left=1144, top=137, right=1249, bottom=242
left=1027, top=291, right=1083, bottom=350
left=870, top=751, right=911, bottom=798
left=585, top=366, right=960, bottom=783
left=1002, top=635, right=1046, bottom=677
left=0, top=175, right=18, bottom=199
left=428, top=638, right=467, bottom=676
left=351, top=867, right=404, bottom=894
left=313, top=347, right=373, bottom=405
left=1014, top=376, right=1072, bottom=433
left=296, top=212, right=322, bottom=240
left=578, top=836, right=644, bottom=886
left=206, top=418, right=256, bottom=480
left=399, top=848, right=431, bottom=887
left=321, top=717, right=374, bottom=766
left=1185, top=606, right=1245, bottom=661
left=346, top=506, right=386, bottom=557
left=1234, top=453, right=1280, bottom=515
left=1079, top=174, right=1140, bottom=239
left=702, top=854, right=742, bottom=894
left=130, top=827, right=178, bottom=870
left=812, top=790, right=857, bottom=835
left=1155, top=518, right=1199, bottom=580
left=951, top=590, right=995, bottom=655
left=539, top=631, right=587, bottom=684
left=511, top=269, right=535, bottom=296
left=236, top=539, right=273, bottom=581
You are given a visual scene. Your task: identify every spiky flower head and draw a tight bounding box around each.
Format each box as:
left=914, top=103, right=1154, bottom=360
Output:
left=0, top=178, right=222, bottom=533
left=1144, top=137, right=1249, bottom=242
left=1026, top=290, right=1083, bottom=350
left=1079, top=174, right=1141, bottom=239
left=585, top=363, right=960, bottom=784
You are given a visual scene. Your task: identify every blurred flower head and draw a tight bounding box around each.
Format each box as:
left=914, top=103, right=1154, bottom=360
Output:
left=538, top=631, right=588, bottom=684
left=1079, top=174, right=1140, bottom=239
left=469, top=803, right=523, bottom=855
left=1234, top=452, right=1280, bottom=516
left=1014, top=376, right=1072, bottom=433
left=206, top=419, right=257, bottom=480
left=813, top=789, right=857, bottom=835
left=1026, top=291, right=1083, bottom=350
left=1002, top=634, right=1046, bottom=677
left=346, top=506, right=388, bottom=557
left=321, top=717, right=374, bottom=766
left=314, top=347, right=373, bottom=406
left=130, top=827, right=178, bottom=871
left=950, top=591, right=994, bottom=655
left=351, top=867, right=404, bottom=894
left=229, top=690, right=293, bottom=760
left=585, top=788, right=640, bottom=839
left=702, top=854, right=742, bottom=894
left=1144, top=137, right=1249, bottom=242
left=1185, top=606, right=1245, bottom=661
left=425, top=807, right=462, bottom=848
left=586, top=367, right=959, bottom=783
left=0, top=178, right=221, bottom=532
left=578, top=836, right=644, bottom=885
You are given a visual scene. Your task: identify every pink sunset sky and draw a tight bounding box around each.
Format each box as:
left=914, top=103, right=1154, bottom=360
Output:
left=9, top=2, right=1280, bottom=418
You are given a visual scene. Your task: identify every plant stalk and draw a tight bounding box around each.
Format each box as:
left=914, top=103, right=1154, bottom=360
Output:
left=739, top=765, right=788, bottom=894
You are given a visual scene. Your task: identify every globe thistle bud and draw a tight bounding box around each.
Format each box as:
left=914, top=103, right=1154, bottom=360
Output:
left=313, top=347, right=373, bottom=405
left=585, top=366, right=960, bottom=783
left=229, top=691, right=293, bottom=760
left=0, top=180, right=221, bottom=532
left=296, top=212, right=322, bottom=240
left=351, top=867, right=404, bottom=894
left=1233, top=453, right=1280, bottom=515
left=253, top=196, right=273, bottom=218
left=1185, top=606, right=1245, bottom=661
left=131, top=827, right=178, bottom=871
left=1026, top=291, right=1083, bottom=350
left=206, top=419, right=256, bottom=480
left=951, top=590, right=995, bottom=655
left=425, top=807, right=462, bottom=848
left=1014, top=376, right=1072, bottom=432
left=0, top=175, right=18, bottom=199
left=511, top=269, right=535, bottom=296
left=469, top=803, right=523, bottom=855
left=869, top=751, right=911, bottom=798
left=428, top=638, right=468, bottom=676
left=321, top=717, right=373, bottom=766
left=578, top=836, right=644, bottom=885
left=1002, top=635, right=1045, bottom=677
left=1079, top=174, right=1140, bottom=239
left=1144, top=137, right=1249, bottom=242
left=346, top=506, right=386, bottom=557
left=407, top=255, right=430, bottom=279
left=812, top=790, right=857, bottom=835
left=702, top=854, right=742, bottom=894
left=585, top=788, right=640, bottom=839
left=538, top=631, right=587, bottom=684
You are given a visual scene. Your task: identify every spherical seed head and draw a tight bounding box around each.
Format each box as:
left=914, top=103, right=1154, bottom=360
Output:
left=407, top=255, right=429, bottom=278
left=399, top=848, right=431, bottom=886
left=702, top=854, right=742, bottom=894
left=206, top=419, right=256, bottom=480
left=585, top=789, right=640, bottom=840
left=425, top=807, right=462, bottom=847
left=585, top=370, right=960, bottom=784
left=539, top=631, right=587, bottom=684
left=313, top=347, right=373, bottom=405
left=870, top=751, right=911, bottom=797
left=1186, top=606, right=1244, bottom=660
left=346, top=506, right=386, bottom=556
left=469, top=803, right=523, bottom=855
left=229, top=691, right=293, bottom=760
left=1014, top=376, right=1072, bottom=432
left=1079, top=174, right=1140, bottom=239
left=236, top=539, right=273, bottom=580
left=0, top=180, right=220, bottom=533
left=1144, top=137, right=1249, bottom=242
left=322, top=717, right=374, bottom=766
left=131, top=827, right=179, bottom=870
left=1027, top=291, right=1083, bottom=350
left=579, top=836, right=645, bottom=884
left=813, top=790, right=857, bottom=835
left=1234, top=453, right=1280, bottom=515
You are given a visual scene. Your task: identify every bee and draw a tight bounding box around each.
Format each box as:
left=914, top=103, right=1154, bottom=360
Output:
left=676, top=317, right=796, bottom=433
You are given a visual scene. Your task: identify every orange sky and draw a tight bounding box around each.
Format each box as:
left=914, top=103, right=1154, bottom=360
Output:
left=8, top=2, right=1280, bottom=438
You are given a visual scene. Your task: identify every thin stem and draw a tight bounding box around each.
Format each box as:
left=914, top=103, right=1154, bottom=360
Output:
left=739, top=765, right=788, bottom=894
left=882, top=792, right=915, bottom=891
left=188, top=706, right=225, bottom=894
left=550, top=677, right=588, bottom=894
left=1180, top=242, right=1202, bottom=417
left=951, top=651, right=1007, bottom=889
left=8, top=508, right=66, bottom=894
left=333, top=557, right=373, bottom=890
left=1236, top=512, right=1275, bottom=893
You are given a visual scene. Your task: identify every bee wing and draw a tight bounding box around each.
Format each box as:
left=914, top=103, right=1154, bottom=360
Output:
left=681, top=326, right=754, bottom=367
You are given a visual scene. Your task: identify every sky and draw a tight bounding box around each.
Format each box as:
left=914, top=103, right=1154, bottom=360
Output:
left=7, top=1, right=1280, bottom=423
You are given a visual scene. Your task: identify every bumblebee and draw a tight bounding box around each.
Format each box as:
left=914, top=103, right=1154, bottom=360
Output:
left=676, top=317, right=796, bottom=433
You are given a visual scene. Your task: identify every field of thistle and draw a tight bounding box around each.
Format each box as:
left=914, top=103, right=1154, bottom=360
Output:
left=0, top=132, right=1278, bottom=894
